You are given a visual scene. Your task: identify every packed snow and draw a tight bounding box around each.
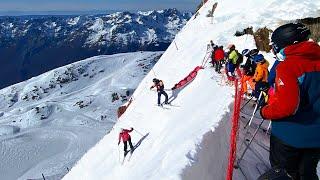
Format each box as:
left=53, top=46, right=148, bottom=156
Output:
left=0, top=52, right=162, bottom=179
left=64, top=0, right=320, bottom=180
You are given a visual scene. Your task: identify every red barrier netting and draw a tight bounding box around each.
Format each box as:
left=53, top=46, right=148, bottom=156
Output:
left=226, top=73, right=244, bottom=180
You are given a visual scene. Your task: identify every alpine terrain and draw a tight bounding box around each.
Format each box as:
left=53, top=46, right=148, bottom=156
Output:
left=0, top=52, right=162, bottom=180
left=63, top=0, right=320, bottom=180
left=0, top=9, right=191, bottom=88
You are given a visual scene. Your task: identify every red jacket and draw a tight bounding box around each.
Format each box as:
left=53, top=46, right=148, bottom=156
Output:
left=262, top=41, right=320, bottom=119
left=118, top=129, right=133, bottom=142
left=214, top=49, right=225, bottom=61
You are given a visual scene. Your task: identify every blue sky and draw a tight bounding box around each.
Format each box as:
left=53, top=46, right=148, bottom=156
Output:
left=0, top=0, right=199, bottom=12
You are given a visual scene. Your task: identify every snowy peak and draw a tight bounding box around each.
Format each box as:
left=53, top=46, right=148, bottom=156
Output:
left=0, top=9, right=191, bottom=89
left=0, top=9, right=191, bottom=46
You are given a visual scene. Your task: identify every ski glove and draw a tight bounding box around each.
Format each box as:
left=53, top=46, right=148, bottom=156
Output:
left=258, top=91, right=268, bottom=108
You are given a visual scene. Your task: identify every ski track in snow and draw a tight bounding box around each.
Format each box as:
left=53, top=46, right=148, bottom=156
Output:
left=0, top=52, right=162, bottom=179
left=64, top=0, right=320, bottom=180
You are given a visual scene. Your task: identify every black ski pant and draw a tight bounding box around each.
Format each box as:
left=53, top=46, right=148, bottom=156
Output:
left=124, top=137, right=134, bottom=154
left=270, top=135, right=320, bottom=180
left=214, top=60, right=222, bottom=73
left=158, top=90, right=168, bottom=105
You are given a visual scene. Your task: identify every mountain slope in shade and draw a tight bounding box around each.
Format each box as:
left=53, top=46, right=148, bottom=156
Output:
left=0, top=51, right=162, bottom=180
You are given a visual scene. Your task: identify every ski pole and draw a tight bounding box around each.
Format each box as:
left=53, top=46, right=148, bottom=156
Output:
left=266, top=121, right=272, bottom=135
left=118, top=145, right=120, bottom=162
left=244, top=91, right=263, bottom=129
left=235, top=118, right=265, bottom=168
left=134, top=129, right=144, bottom=137
left=240, top=95, right=254, bottom=111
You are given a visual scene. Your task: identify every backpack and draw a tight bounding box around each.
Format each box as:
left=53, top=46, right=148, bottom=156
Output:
left=236, top=50, right=243, bottom=66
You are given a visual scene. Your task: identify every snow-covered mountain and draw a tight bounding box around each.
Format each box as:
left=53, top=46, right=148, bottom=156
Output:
left=0, top=9, right=191, bottom=89
left=63, top=0, right=320, bottom=180
left=0, top=51, right=162, bottom=180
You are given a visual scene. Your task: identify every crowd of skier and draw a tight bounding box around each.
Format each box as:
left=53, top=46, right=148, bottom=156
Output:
left=117, top=22, right=320, bottom=179
left=207, top=22, right=320, bottom=180
left=210, top=22, right=320, bottom=180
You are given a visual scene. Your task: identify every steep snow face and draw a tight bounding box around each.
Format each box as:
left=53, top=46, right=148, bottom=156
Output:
left=64, top=0, right=320, bottom=180
left=0, top=52, right=162, bottom=180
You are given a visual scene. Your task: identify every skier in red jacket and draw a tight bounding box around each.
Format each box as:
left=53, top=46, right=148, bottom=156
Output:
left=214, top=46, right=225, bottom=73
left=261, top=23, right=320, bottom=179
left=118, top=127, right=134, bottom=156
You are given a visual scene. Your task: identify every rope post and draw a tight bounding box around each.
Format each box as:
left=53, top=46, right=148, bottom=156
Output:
left=174, top=40, right=179, bottom=50
left=118, top=145, right=121, bottom=162
left=151, top=69, right=157, bottom=78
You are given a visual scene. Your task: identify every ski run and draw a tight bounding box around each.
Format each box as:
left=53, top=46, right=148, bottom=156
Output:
left=0, top=52, right=162, bottom=179
left=64, top=0, right=320, bottom=180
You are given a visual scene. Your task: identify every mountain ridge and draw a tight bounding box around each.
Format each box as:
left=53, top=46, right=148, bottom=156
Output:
left=0, top=8, right=191, bottom=89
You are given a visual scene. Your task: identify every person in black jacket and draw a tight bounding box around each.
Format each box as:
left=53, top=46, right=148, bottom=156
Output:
left=150, top=78, right=169, bottom=106
left=241, top=49, right=257, bottom=98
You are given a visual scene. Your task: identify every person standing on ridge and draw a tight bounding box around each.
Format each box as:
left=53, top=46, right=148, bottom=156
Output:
left=214, top=46, right=225, bottom=73
left=118, top=127, right=134, bottom=156
left=260, top=23, right=320, bottom=180
left=211, top=45, right=218, bottom=67
left=241, top=48, right=257, bottom=98
left=210, top=40, right=215, bottom=49
left=252, top=54, right=269, bottom=99
left=150, top=78, right=169, bottom=106
left=226, top=44, right=239, bottom=77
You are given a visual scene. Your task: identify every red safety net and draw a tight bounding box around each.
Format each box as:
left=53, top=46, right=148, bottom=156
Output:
left=226, top=75, right=244, bottom=180
left=171, top=66, right=204, bottom=90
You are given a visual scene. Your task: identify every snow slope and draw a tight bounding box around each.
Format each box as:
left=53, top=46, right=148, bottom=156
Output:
left=64, top=0, right=320, bottom=180
left=0, top=52, right=162, bottom=180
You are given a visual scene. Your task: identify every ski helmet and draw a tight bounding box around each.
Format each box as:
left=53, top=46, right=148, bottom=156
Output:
left=253, top=54, right=264, bottom=63
left=271, top=23, right=311, bottom=53
left=152, top=78, right=158, bottom=83
left=241, top=49, right=250, bottom=57
left=227, top=44, right=235, bottom=50
left=249, top=49, right=259, bottom=57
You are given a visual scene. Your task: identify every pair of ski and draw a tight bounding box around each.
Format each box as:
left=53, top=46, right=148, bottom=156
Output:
left=121, top=148, right=135, bottom=165
left=156, top=102, right=179, bottom=109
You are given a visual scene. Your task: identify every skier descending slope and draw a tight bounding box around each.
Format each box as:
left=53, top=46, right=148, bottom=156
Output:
left=260, top=23, right=320, bottom=180
left=118, top=128, right=135, bottom=157
left=150, top=78, right=169, bottom=106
